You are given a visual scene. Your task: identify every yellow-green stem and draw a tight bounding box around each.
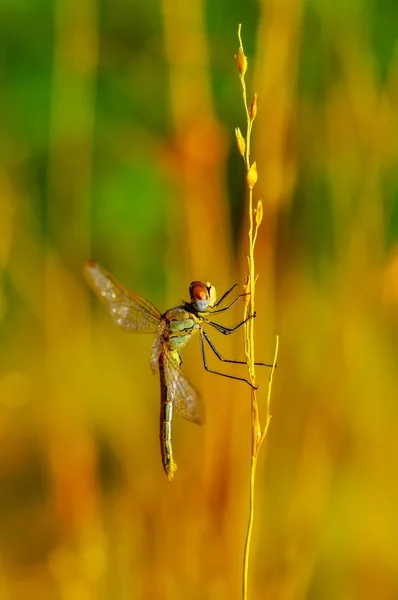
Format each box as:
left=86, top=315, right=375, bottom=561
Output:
left=242, top=454, right=258, bottom=600
left=237, top=23, right=278, bottom=600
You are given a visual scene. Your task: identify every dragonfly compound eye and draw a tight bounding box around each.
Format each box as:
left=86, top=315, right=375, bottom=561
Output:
left=189, top=281, right=211, bottom=312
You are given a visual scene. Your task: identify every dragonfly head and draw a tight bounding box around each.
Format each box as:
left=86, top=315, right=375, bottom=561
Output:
left=189, top=281, right=217, bottom=312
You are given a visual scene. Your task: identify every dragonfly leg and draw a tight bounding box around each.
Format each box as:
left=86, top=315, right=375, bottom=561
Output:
left=210, top=292, right=250, bottom=315
left=213, top=283, right=238, bottom=308
left=202, top=329, right=274, bottom=368
left=207, top=312, right=256, bottom=335
left=199, top=332, right=258, bottom=389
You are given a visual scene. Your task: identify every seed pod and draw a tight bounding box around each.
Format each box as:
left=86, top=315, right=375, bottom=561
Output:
left=235, top=127, right=246, bottom=157
left=249, top=93, right=258, bottom=121
left=246, top=162, right=258, bottom=190
left=255, top=199, right=263, bottom=227
left=235, top=47, right=248, bottom=77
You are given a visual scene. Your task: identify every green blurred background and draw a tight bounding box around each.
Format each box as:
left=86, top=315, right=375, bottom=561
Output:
left=1, top=0, right=398, bottom=598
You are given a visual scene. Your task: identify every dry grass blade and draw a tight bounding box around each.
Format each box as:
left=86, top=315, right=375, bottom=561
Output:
left=235, top=23, right=280, bottom=600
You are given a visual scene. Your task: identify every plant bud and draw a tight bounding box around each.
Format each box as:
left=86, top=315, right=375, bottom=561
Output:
left=246, top=162, right=258, bottom=190
left=235, top=47, right=248, bottom=77
left=249, top=93, right=258, bottom=121
left=255, top=199, right=263, bottom=227
left=235, top=127, right=246, bottom=157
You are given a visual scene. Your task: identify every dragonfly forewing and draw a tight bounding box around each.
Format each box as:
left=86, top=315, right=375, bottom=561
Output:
left=84, top=261, right=161, bottom=332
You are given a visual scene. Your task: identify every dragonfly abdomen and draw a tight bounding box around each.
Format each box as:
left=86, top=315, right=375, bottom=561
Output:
left=159, top=353, right=178, bottom=481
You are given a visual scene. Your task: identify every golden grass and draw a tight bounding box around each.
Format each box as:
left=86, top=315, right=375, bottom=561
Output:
left=235, top=25, right=279, bottom=599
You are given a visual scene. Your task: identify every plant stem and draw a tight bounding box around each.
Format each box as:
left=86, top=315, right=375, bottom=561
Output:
left=236, top=24, right=279, bottom=600
left=242, top=455, right=257, bottom=600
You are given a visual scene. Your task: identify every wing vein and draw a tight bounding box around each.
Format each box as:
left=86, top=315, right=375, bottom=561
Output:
left=84, top=261, right=161, bottom=333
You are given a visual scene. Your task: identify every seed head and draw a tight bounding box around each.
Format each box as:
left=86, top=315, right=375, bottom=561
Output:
left=235, top=47, right=248, bottom=77
left=255, top=199, right=263, bottom=227
left=246, top=162, right=258, bottom=190
left=235, top=127, right=246, bottom=157
left=249, top=93, right=258, bottom=121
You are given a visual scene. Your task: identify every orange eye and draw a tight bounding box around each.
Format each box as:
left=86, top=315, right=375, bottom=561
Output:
left=190, top=282, right=209, bottom=300
left=189, top=281, right=211, bottom=311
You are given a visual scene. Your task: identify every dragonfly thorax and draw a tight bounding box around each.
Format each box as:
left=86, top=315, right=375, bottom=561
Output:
left=189, top=281, right=216, bottom=313
left=163, top=307, right=200, bottom=352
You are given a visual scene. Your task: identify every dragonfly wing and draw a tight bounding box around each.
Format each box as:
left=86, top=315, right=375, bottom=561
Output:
left=163, top=350, right=205, bottom=425
left=84, top=261, right=162, bottom=333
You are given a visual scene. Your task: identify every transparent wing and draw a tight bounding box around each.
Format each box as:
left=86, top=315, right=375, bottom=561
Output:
left=84, top=261, right=162, bottom=333
left=163, top=350, right=205, bottom=425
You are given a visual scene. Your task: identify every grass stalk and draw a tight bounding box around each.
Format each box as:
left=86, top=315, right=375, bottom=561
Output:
left=235, top=24, right=279, bottom=600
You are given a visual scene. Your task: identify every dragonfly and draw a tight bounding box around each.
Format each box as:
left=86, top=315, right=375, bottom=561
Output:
left=84, top=261, right=272, bottom=481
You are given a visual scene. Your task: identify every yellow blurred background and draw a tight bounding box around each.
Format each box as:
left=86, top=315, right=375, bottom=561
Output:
left=1, top=0, right=398, bottom=598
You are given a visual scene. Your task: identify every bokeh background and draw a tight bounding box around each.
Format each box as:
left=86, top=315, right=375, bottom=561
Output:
left=1, top=0, right=398, bottom=598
